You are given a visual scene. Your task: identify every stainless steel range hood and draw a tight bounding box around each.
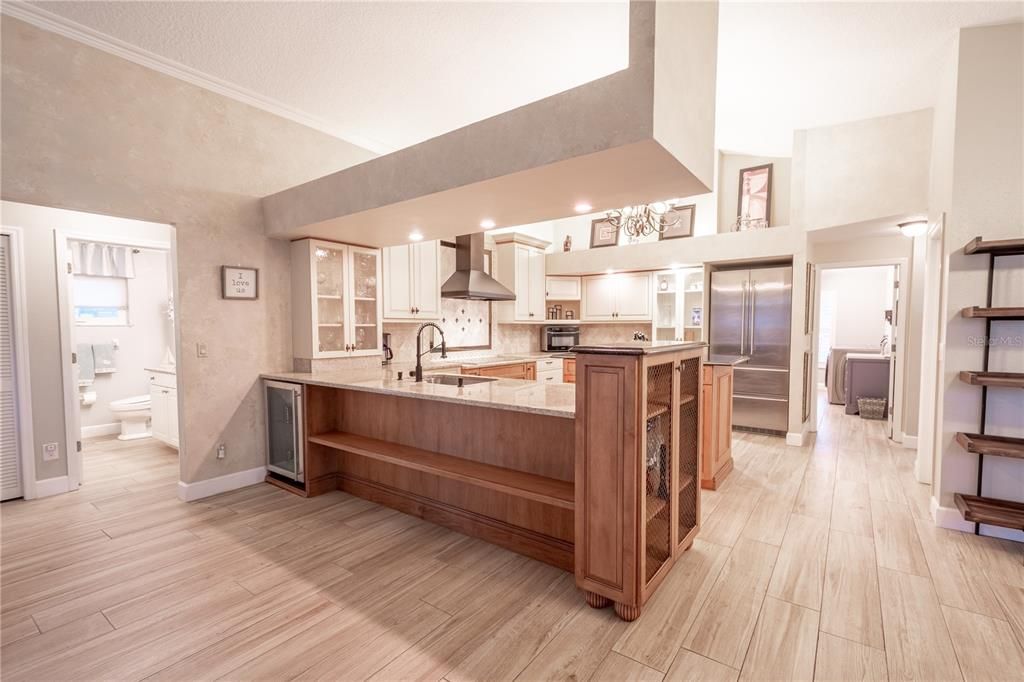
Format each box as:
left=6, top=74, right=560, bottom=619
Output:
left=440, top=233, right=515, bottom=301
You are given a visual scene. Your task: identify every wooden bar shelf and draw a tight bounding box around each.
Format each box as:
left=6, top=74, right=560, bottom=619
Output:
left=961, top=306, right=1024, bottom=320
left=955, top=432, right=1024, bottom=461
left=958, top=371, right=1024, bottom=388
left=963, top=236, right=1024, bottom=256
left=309, top=431, right=574, bottom=510
left=954, top=493, right=1024, bottom=530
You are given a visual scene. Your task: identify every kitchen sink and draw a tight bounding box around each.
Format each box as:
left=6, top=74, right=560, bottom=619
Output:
left=422, top=374, right=498, bottom=386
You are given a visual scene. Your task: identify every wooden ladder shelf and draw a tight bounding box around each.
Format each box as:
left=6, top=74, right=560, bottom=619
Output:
left=956, top=236, right=1024, bottom=535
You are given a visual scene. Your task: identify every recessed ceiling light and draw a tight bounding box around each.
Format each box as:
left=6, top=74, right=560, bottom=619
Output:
left=409, top=230, right=424, bottom=242
left=574, top=202, right=593, bottom=214
left=480, top=218, right=496, bottom=229
left=897, top=220, right=927, bottom=237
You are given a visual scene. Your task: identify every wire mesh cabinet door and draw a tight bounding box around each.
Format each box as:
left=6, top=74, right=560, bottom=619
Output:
left=642, top=359, right=675, bottom=593
left=676, top=356, right=701, bottom=552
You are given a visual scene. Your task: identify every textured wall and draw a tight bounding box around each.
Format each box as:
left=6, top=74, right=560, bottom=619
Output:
left=1, top=17, right=375, bottom=484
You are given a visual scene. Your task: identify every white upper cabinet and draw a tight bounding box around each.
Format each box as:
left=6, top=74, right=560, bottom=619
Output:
left=383, top=240, right=440, bottom=320
left=546, top=275, right=581, bottom=301
left=494, top=234, right=549, bottom=322
left=291, top=239, right=383, bottom=359
left=581, top=272, right=653, bottom=321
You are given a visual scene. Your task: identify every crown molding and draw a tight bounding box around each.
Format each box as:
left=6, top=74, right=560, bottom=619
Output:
left=0, top=1, right=392, bottom=155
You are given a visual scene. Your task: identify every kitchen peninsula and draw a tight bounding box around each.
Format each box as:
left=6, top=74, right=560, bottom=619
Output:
left=262, top=340, right=704, bottom=620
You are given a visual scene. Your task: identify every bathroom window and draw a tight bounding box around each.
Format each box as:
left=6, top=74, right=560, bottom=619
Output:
left=72, top=275, right=129, bottom=326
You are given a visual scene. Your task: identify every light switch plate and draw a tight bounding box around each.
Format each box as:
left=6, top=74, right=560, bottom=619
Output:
left=42, top=442, right=59, bottom=461
left=196, top=342, right=208, bottom=358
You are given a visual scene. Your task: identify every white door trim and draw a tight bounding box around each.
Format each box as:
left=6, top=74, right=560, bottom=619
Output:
left=0, top=226, right=37, bottom=499
left=809, top=257, right=909, bottom=444
left=54, top=226, right=180, bottom=494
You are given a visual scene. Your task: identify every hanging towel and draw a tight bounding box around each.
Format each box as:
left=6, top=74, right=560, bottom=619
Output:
left=69, top=240, right=136, bottom=278
left=77, top=343, right=96, bottom=384
left=92, top=343, right=117, bottom=374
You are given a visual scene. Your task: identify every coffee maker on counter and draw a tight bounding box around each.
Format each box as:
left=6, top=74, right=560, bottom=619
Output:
left=382, top=331, right=394, bottom=365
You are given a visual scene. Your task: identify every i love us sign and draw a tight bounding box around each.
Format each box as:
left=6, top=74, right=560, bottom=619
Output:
left=221, top=266, right=259, bottom=300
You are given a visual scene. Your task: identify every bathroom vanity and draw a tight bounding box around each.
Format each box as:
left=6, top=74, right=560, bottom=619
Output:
left=261, top=340, right=704, bottom=621
left=146, top=366, right=178, bottom=449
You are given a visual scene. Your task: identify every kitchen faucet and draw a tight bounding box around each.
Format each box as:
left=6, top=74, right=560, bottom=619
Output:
left=414, top=322, right=448, bottom=382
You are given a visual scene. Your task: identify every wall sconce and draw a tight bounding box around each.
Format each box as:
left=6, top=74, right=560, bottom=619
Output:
left=898, top=220, right=928, bottom=237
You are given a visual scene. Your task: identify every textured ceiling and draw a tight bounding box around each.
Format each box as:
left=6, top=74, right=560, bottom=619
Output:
left=24, top=0, right=629, bottom=153
left=15, top=1, right=1024, bottom=157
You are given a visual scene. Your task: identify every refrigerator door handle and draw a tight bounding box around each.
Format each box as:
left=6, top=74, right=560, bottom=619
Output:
left=740, top=280, right=748, bottom=355
left=749, top=281, right=757, bottom=355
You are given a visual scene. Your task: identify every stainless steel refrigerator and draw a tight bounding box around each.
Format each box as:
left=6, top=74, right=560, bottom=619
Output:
left=709, top=265, right=792, bottom=433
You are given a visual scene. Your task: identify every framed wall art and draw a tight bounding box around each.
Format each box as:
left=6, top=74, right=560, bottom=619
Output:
left=736, top=163, right=773, bottom=230
left=590, top=217, right=619, bottom=248
left=659, top=203, right=696, bottom=240
left=221, top=266, right=258, bottom=300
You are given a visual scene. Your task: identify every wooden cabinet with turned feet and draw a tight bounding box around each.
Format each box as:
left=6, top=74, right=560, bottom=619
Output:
left=573, top=342, right=703, bottom=621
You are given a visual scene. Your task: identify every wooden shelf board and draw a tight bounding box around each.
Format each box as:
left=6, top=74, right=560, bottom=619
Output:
left=647, top=403, right=670, bottom=419
left=955, top=432, right=1024, bottom=460
left=958, top=371, right=1024, bottom=389
left=954, top=493, right=1024, bottom=530
left=961, top=306, right=1024, bottom=320
left=964, top=236, right=1024, bottom=256
left=309, top=431, right=574, bottom=510
left=646, top=494, right=668, bottom=522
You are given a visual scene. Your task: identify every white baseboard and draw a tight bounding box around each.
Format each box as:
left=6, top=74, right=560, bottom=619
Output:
left=177, top=466, right=267, bottom=502
left=35, top=475, right=70, bottom=498
left=81, top=423, right=120, bottom=438
left=785, top=431, right=805, bottom=447
left=902, top=434, right=918, bottom=449
left=930, top=496, right=1024, bottom=542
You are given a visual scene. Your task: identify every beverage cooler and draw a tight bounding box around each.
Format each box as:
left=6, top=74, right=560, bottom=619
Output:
left=264, top=380, right=304, bottom=483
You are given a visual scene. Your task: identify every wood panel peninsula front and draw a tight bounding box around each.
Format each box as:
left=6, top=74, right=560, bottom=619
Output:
left=261, top=341, right=704, bottom=621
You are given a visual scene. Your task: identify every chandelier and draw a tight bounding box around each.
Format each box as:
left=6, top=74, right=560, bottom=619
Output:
left=605, top=202, right=680, bottom=238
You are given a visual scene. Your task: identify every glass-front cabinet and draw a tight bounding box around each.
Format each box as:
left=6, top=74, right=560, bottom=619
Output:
left=654, top=267, right=705, bottom=343
left=291, top=239, right=383, bottom=359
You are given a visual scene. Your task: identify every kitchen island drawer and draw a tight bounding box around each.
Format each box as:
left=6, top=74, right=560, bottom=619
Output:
left=537, top=368, right=562, bottom=384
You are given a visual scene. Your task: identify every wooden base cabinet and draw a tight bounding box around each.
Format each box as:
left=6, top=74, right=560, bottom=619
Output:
left=461, top=361, right=536, bottom=380
left=700, top=365, right=734, bottom=490
left=574, top=343, right=703, bottom=621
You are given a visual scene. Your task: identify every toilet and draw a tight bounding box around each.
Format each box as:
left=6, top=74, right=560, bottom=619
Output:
left=110, top=395, right=152, bottom=440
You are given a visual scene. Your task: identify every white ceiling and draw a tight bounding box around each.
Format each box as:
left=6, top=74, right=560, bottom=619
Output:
left=12, top=1, right=1024, bottom=157
left=716, top=1, right=1023, bottom=155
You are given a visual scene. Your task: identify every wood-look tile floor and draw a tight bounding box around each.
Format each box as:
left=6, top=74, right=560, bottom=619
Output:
left=2, top=396, right=1023, bottom=681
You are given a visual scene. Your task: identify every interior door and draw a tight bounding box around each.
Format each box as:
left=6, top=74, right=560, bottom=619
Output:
left=887, top=266, right=900, bottom=438
left=708, top=269, right=749, bottom=357
left=382, top=244, right=412, bottom=319
left=0, top=235, right=21, bottom=500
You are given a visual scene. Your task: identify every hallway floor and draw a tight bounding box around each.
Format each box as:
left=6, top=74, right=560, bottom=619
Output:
left=1, top=404, right=1022, bottom=681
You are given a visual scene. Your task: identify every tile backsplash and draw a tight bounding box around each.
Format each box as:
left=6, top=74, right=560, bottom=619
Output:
left=294, top=322, right=652, bottom=372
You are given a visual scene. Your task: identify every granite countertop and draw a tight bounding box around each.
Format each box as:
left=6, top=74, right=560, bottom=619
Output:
left=705, top=354, right=750, bottom=366
left=262, top=364, right=575, bottom=419
left=571, top=341, right=706, bottom=355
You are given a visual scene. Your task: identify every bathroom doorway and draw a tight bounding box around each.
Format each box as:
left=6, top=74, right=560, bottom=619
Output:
left=813, top=261, right=904, bottom=441
left=56, top=217, right=180, bottom=491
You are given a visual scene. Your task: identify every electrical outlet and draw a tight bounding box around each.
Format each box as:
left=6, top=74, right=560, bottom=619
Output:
left=196, top=342, right=208, bottom=358
left=42, top=442, right=59, bottom=461
left=216, top=443, right=226, bottom=459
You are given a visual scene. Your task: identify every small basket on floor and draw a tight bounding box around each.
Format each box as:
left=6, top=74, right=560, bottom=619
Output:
left=857, top=397, right=887, bottom=420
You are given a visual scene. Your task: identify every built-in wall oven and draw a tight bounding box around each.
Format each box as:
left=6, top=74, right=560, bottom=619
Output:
left=542, top=325, right=580, bottom=352
left=265, top=380, right=304, bottom=483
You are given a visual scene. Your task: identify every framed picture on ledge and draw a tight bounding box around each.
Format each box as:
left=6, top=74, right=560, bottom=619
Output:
left=659, top=203, right=696, bottom=240
left=590, top=217, right=619, bottom=248
left=736, top=163, right=773, bottom=230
